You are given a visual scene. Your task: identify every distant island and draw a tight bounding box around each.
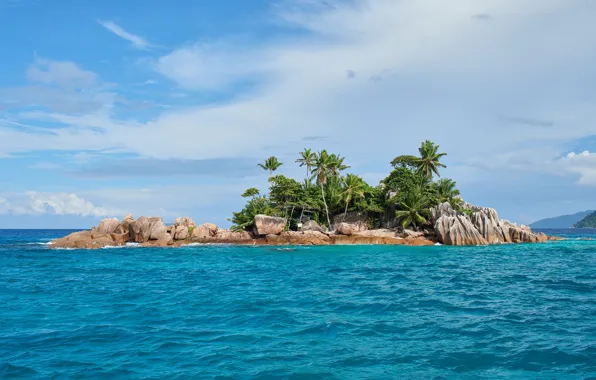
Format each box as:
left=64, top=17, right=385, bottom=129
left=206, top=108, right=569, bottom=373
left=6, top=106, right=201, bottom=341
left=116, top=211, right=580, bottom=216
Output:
left=530, top=210, right=595, bottom=229
left=52, top=141, right=559, bottom=249
left=574, top=211, right=596, bottom=228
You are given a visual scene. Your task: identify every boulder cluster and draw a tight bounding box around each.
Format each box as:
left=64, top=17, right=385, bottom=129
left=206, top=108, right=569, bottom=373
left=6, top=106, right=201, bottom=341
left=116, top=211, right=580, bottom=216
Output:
left=52, top=214, right=249, bottom=249
left=51, top=213, right=433, bottom=249
left=431, top=202, right=551, bottom=246
left=51, top=205, right=558, bottom=249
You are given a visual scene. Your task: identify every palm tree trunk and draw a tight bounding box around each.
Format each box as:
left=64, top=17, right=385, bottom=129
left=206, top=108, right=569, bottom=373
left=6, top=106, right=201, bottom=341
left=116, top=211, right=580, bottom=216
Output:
left=343, top=200, right=349, bottom=222
left=320, top=181, right=332, bottom=230
left=289, top=205, right=295, bottom=231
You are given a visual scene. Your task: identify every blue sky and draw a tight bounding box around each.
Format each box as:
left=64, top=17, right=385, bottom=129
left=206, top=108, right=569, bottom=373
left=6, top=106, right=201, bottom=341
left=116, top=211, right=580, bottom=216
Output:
left=1, top=0, right=595, bottom=228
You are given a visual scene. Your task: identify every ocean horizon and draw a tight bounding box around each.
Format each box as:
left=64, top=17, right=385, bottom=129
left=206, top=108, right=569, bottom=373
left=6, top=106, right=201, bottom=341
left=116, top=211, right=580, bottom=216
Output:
left=1, top=228, right=595, bottom=378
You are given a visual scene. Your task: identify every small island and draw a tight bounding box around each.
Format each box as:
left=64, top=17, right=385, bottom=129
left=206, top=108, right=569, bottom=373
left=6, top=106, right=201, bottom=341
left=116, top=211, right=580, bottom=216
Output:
left=574, top=211, right=596, bottom=228
left=52, top=141, right=559, bottom=249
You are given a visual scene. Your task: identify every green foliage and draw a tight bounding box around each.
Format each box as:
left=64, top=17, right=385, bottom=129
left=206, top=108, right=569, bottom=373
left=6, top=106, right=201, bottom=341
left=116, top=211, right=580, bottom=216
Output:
left=242, top=188, right=260, bottom=198
left=434, top=178, right=463, bottom=210
left=269, top=175, right=304, bottom=209
left=230, top=140, right=462, bottom=232
left=296, top=148, right=316, bottom=180
left=354, top=184, right=385, bottom=214
left=187, top=226, right=195, bottom=236
left=340, top=174, right=367, bottom=220
left=574, top=211, right=596, bottom=228
left=390, top=155, right=418, bottom=169
left=258, top=156, right=283, bottom=177
left=229, top=196, right=275, bottom=232
left=415, top=140, right=447, bottom=179
left=394, top=189, right=434, bottom=229
left=310, top=150, right=350, bottom=228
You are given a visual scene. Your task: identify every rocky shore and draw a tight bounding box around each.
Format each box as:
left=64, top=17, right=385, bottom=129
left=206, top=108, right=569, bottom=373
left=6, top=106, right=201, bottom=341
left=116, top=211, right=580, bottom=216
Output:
left=51, top=202, right=560, bottom=249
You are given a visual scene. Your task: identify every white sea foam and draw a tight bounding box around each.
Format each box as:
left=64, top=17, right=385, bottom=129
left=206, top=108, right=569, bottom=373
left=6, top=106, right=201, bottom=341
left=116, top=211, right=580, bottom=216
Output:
left=434, top=243, right=443, bottom=246
left=102, top=242, right=142, bottom=249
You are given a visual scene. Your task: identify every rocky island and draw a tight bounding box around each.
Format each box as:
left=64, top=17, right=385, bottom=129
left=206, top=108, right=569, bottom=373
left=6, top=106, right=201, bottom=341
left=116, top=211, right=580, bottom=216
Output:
left=52, top=141, right=560, bottom=249
left=51, top=202, right=557, bottom=249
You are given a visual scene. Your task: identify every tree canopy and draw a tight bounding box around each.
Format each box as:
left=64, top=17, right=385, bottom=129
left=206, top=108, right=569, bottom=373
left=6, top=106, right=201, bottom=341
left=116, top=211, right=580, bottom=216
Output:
left=231, top=140, right=460, bottom=232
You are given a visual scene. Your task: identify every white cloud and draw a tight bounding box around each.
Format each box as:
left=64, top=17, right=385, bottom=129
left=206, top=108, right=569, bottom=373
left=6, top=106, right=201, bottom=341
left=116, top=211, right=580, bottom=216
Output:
left=0, top=192, right=121, bottom=217
left=27, top=57, right=97, bottom=89
left=1, top=0, right=595, bottom=180
left=98, top=20, right=152, bottom=50
left=155, top=42, right=269, bottom=90
left=1, top=57, right=116, bottom=114
left=556, top=150, right=596, bottom=185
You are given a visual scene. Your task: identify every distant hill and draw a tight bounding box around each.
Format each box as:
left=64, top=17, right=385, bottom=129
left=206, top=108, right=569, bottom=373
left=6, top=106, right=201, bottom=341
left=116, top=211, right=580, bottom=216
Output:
left=530, top=210, right=594, bottom=229
left=574, top=211, right=596, bottom=228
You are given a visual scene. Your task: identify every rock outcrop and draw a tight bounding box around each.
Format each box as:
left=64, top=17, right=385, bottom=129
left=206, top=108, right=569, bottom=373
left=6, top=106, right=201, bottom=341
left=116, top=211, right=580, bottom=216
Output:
left=173, top=225, right=189, bottom=240
left=95, top=218, right=120, bottom=234
left=149, top=219, right=168, bottom=240
left=333, top=212, right=368, bottom=232
left=203, top=223, right=218, bottom=236
left=266, top=231, right=332, bottom=245
left=432, top=202, right=548, bottom=246
left=51, top=230, right=121, bottom=249
left=402, top=229, right=425, bottom=239
left=191, top=225, right=211, bottom=239
left=353, top=229, right=398, bottom=238
left=128, top=216, right=168, bottom=243
left=301, top=220, right=326, bottom=233
left=335, top=222, right=367, bottom=235
left=129, top=216, right=151, bottom=243
left=253, top=215, right=286, bottom=236
left=174, top=217, right=196, bottom=228
left=50, top=210, right=558, bottom=249
left=434, top=214, right=488, bottom=246
left=117, top=213, right=135, bottom=234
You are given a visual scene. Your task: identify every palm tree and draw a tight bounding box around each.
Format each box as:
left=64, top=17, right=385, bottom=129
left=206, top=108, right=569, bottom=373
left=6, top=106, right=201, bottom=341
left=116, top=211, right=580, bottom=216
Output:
left=258, top=156, right=283, bottom=177
left=329, top=153, right=350, bottom=175
left=395, top=191, right=432, bottom=230
left=311, top=150, right=346, bottom=229
left=435, top=178, right=460, bottom=202
left=296, top=149, right=316, bottom=180
left=435, top=178, right=463, bottom=210
left=415, top=140, right=447, bottom=179
left=341, top=174, right=366, bottom=221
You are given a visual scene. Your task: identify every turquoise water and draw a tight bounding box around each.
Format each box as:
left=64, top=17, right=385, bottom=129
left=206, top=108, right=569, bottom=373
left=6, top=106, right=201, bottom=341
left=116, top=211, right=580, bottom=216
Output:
left=1, top=229, right=595, bottom=379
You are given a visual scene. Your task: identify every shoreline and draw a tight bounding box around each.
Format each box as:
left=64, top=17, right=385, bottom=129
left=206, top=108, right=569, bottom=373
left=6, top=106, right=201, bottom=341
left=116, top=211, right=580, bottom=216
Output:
left=50, top=210, right=563, bottom=250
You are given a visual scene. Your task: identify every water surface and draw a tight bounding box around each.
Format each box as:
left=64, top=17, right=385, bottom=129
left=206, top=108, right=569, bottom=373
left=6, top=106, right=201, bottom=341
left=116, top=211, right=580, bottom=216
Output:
left=1, top=229, right=595, bottom=379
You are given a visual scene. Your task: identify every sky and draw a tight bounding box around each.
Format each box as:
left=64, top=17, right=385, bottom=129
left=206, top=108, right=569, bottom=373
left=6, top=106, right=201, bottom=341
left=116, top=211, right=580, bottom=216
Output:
left=0, top=0, right=595, bottom=228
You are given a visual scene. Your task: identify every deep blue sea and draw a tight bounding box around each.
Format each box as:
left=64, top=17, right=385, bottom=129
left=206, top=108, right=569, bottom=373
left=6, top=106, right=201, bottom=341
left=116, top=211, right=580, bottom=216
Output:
left=1, top=229, right=596, bottom=379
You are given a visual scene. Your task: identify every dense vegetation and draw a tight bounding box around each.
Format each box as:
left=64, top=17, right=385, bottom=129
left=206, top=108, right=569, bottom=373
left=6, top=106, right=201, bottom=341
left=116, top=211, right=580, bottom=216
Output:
left=574, top=211, right=596, bottom=228
left=230, top=140, right=463, bottom=232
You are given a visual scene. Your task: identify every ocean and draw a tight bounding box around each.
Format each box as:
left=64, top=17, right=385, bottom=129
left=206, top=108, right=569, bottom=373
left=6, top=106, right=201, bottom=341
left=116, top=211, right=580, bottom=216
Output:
left=1, top=229, right=595, bottom=379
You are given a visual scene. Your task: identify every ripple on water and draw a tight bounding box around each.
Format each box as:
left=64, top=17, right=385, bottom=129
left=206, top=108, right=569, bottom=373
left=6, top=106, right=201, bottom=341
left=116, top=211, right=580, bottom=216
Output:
left=0, top=232, right=596, bottom=378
